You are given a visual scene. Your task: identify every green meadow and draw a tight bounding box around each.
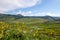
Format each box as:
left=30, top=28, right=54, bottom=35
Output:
left=0, top=18, right=60, bottom=40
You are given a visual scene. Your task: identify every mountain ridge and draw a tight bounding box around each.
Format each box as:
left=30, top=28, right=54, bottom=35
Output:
left=0, top=14, right=60, bottom=21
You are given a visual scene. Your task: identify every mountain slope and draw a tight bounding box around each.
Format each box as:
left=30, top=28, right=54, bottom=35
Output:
left=0, top=14, right=60, bottom=22
left=0, top=14, right=23, bottom=22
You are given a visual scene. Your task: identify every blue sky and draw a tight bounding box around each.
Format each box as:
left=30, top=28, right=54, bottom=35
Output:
left=0, top=0, right=60, bottom=17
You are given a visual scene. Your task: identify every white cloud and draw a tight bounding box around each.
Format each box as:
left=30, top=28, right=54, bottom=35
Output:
left=0, top=0, right=41, bottom=13
left=17, top=11, right=60, bottom=17
left=46, top=13, right=60, bottom=17
left=17, top=11, right=46, bottom=16
left=46, top=13, right=52, bottom=16
left=17, top=11, right=34, bottom=16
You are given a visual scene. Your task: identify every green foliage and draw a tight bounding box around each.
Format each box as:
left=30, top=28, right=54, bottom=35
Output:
left=0, top=18, right=60, bottom=40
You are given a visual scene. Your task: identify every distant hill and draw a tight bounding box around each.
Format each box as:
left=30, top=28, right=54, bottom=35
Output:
left=0, top=14, right=60, bottom=22
left=24, top=16, right=60, bottom=20
left=54, top=17, right=60, bottom=20
left=24, top=16, right=56, bottom=21
left=41, top=16, right=55, bottom=21
left=0, top=14, right=23, bottom=21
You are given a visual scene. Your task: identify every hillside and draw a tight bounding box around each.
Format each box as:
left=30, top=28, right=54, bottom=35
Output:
left=0, top=14, right=60, bottom=40
left=0, top=13, right=59, bottom=22
left=0, top=14, right=59, bottom=21
left=0, top=14, right=23, bottom=22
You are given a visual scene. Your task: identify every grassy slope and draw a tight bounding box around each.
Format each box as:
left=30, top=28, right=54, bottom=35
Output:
left=0, top=17, right=60, bottom=40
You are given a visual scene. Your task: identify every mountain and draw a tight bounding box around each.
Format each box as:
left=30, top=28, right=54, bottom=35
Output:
left=0, top=14, right=23, bottom=21
left=42, top=16, right=55, bottom=21
left=54, top=17, right=60, bottom=20
left=24, top=16, right=60, bottom=20
left=0, top=14, right=60, bottom=22
left=24, top=16, right=55, bottom=21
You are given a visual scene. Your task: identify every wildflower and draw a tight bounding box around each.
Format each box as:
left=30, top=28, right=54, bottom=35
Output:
left=35, top=30, right=38, bottom=33
left=33, top=33, right=36, bottom=36
left=0, top=34, right=3, bottom=39
left=17, top=27, right=22, bottom=32
left=5, top=30, right=10, bottom=36
left=23, top=31, right=27, bottom=33
left=22, top=22, right=25, bottom=25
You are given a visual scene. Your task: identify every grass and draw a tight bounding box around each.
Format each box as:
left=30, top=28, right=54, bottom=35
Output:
left=0, top=18, right=60, bottom=40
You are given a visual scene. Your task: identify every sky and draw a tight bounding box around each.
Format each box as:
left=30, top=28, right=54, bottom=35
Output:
left=0, top=0, right=60, bottom=17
